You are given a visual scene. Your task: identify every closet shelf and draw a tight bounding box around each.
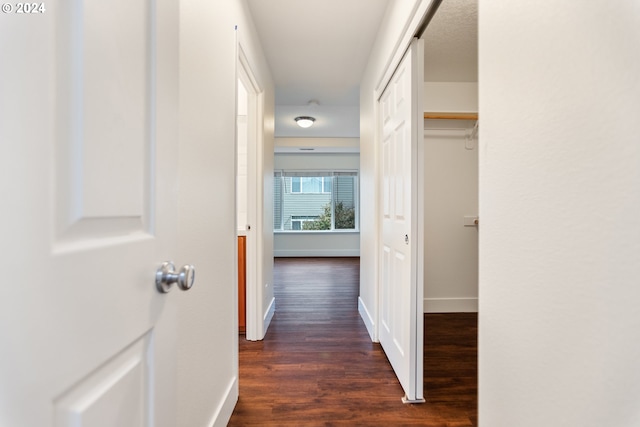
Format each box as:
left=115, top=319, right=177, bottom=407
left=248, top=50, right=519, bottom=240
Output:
left=424, top=112, right=478, bottom=120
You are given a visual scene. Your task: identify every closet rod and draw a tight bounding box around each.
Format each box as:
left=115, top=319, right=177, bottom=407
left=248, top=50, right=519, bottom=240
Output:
left=424, top=112, right=478, bottom=120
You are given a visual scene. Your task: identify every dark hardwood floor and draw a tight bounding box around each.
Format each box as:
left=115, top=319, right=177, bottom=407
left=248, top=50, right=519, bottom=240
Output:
left=229, top=257, right=477, bottom=426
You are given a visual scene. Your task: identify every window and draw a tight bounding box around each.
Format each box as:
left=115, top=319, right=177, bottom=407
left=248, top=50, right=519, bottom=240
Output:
left=274, top=171, right=358, bottom=231
left=291, top=216, right=319, bottom=230
left=290, top=177, right=331, bottom=193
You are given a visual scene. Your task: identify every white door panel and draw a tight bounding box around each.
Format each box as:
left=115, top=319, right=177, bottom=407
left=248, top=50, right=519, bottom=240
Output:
left=378, top=38, right=424, bottom=403
left=54, top=334, right=150, bottom=427
left=1, top=1, right=179, bottom=426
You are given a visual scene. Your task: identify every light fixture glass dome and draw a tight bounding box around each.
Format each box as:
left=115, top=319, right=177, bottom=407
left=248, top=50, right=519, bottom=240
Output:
left=294, top=116, right=315, bottom=128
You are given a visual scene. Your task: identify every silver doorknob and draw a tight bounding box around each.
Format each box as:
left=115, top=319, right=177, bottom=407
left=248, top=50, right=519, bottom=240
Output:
left=156, top=262, right=195, bottom=293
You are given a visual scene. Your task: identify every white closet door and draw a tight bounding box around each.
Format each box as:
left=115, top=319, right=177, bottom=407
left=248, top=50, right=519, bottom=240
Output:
left=378, top=38, right=425, bottom=403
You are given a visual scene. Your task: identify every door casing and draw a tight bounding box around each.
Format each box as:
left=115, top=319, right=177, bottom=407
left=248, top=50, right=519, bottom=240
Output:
left=237, top=43, right=266, bottom=341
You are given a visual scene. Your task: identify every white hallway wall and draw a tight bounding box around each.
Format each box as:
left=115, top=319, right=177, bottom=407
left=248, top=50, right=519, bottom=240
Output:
left=479, top=2, right=640, bottom=426
left=177, top=1, right=274, bottom=426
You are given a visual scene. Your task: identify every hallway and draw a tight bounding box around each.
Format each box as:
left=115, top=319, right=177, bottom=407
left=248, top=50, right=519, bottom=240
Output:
left=229, top=257, right=477, bottom=426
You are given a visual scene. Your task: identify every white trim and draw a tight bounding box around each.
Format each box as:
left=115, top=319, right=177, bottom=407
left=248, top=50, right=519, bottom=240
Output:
left=274, top=249, right=360, bottom=257
left=237, top=41, right=264, bottom=342
left=412, top=38, right=425, bottom=403
left=424, top=298, right=478, bottom=313
left=263, top=296, right=275, bottom=334
left=274, top=230, right=360, bottom=235
left=358, top=296, right=378, bottom=342
left=209, top=376, right=238, bottom=427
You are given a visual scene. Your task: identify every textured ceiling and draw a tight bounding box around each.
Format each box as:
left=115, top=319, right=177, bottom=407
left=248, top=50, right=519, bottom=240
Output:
left=423, top=0, right=478, bottom=82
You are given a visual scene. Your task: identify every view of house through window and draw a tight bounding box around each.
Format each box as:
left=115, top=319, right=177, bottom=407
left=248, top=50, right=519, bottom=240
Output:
left=274, top=171, right=358, bottom=231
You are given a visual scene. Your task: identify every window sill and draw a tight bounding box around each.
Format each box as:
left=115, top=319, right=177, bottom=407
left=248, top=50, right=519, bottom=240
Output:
left=274, top=230, right=360, bottom=235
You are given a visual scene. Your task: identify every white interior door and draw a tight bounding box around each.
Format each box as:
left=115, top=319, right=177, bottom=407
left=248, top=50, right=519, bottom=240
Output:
left=1, top=2, right=181, bottom=426
left=378, top=38, right=425, bottom=403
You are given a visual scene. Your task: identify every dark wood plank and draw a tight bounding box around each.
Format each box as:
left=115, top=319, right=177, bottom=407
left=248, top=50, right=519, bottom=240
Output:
left=229, top=257, right=477, bottom=426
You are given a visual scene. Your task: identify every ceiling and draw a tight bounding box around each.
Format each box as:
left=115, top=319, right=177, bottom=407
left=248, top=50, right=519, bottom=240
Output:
left=246, top=0, right=478, bottom=139
left=423, top=0, right=478, bottom=82
left=246, top=0, right=388, bottom=138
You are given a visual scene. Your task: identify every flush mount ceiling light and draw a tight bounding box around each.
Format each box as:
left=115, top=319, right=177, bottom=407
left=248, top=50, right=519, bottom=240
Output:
left=294, top=116, right=315, bottom=128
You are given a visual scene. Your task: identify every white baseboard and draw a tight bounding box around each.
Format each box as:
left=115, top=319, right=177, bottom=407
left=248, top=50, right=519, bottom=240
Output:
left=358, top=296, right=377, bottom=342
left=274, top=249, right=360, bottom=257
left=210, top=375, right=238, bottom=427
left=424, top=297, right=478, bottom=313
left=263, top=296, right=275, bottom=336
